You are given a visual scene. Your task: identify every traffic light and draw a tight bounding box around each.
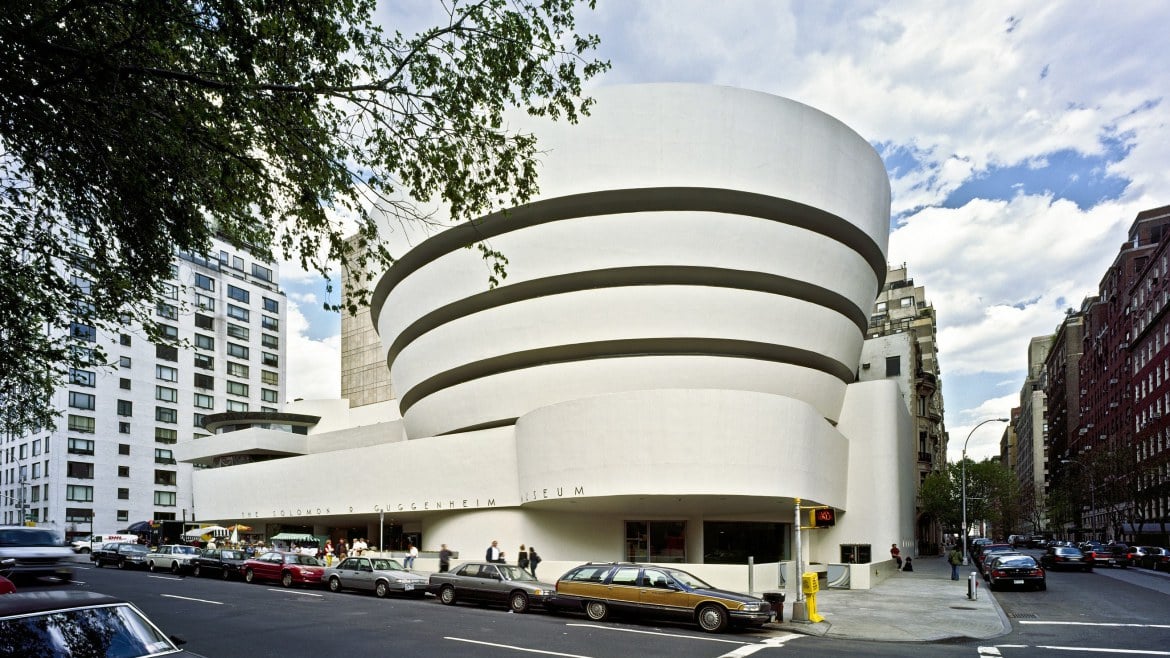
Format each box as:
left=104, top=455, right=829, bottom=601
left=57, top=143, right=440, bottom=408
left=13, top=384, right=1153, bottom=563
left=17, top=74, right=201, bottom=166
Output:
left=812, top=508, right=836, bottom=527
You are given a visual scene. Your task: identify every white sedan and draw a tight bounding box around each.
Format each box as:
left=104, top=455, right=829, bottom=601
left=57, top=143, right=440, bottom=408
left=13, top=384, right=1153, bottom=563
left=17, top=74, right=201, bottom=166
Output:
left=145, top=544, right=200, bottom=574
left=323, top=556, right=428, bottom=598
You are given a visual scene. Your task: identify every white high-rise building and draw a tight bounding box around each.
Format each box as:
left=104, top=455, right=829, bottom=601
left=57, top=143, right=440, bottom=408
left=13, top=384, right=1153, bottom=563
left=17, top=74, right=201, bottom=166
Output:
left=1, top=238, right=285, bottom=541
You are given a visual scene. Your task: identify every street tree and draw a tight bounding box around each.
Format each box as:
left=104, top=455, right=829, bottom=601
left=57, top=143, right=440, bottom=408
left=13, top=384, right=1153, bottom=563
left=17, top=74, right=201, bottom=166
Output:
left=920, top=458, right=1018, bottom=540
left=0, top=0, right=608, bottom=435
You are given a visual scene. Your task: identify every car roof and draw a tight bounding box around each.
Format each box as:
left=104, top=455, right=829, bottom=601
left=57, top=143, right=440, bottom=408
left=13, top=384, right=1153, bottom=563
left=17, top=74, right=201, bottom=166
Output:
left=0, top=591, right=126, bottom=617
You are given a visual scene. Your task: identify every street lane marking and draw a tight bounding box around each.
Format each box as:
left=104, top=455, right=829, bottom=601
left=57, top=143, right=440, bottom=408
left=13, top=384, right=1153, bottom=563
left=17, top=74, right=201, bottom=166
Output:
left=148, top=575, right=182, bottom=581
left=1020, top=621, right=1170, bottom=629
left=717, top=635, right=805, bottom=657
left=446, top=637, right=591, bottom=657
left=265, top=588, right=323, bottom=597
left=1034, top=647, right=1170, bottom=655
left=161, top=594, right=223, bottom=605
left=564, top=623, right=747, bottom=645
left=977, top=649, right=1002, bottom=657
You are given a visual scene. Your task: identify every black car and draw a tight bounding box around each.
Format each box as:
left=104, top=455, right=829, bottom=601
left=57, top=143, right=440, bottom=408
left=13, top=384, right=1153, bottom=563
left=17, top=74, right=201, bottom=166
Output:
left=93, top=542, right=149, bottom=569
left=1040, top=546, right=1092, bottom=572
left=985, top=554, right=1046, bottom=591
left=191, top=548, right=248, bottom=580
left=1081, top=543, right=1130, bottom=568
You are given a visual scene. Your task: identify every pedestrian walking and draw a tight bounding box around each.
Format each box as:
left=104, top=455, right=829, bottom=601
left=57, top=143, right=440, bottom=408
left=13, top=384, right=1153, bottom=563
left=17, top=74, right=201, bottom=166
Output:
left=517, top=544, right=529, bottom=572
left=439, top=544, right=452, bottom=573
left=948, top=545, right=963, bottom=580
left=486, top=540, right=503, bottom=563
left=405, top=543, right=418, bottom=569
left=528, top=546, right=541, bottom=577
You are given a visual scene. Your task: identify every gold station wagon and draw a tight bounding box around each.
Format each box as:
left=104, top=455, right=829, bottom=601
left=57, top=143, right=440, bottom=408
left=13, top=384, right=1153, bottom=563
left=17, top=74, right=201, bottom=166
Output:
left=550, top=562, right=773, bottom=633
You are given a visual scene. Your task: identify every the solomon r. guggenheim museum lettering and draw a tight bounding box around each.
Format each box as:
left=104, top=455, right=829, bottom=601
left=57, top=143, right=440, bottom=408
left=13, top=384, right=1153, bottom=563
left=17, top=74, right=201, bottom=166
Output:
left=239, top=485, right=585, bottom=518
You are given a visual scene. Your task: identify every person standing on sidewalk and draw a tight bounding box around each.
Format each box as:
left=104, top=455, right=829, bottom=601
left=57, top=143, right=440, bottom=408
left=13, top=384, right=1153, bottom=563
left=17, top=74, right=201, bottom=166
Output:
left=948, top=545, right=963, bottom=580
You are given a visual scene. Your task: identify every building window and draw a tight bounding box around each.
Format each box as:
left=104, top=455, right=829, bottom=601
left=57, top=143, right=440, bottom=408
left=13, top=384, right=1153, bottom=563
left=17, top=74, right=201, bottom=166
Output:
left=120, top=333, right=132, bottom=346
left=155, top=428, right=178, bottom=444
left=66, top=462, right=94, bottom=479
left=159, top=324, right=179, bottom=340
left=193, top=393, right=214, bottom=410
left=154, top=491, right=177, bottom=507
left=226, top=362, right=249, bottom=378
left=261, top=352, right=278, bottom=367
left=226, top=381, right=249, bottom=397
left=251, top=263, right=272, bottom=281
left=118, top=444, right=130, bottom=456
left=193, top=413, right=207, bottom=428
left=227, top=343, right=249, bottom=359
left=66, top=485, right=94, bottom=502
left=227, top=324, right=249, bottom=341
left=117, top=488, right=129, bottom=500
left=194, top=313, right=214, bottom=330
left=624, top=521, right=687, bottom=563
left=65, top=508, right=93, bottom=524
left=67, top=415, right=95, bottom=433
left=225, top=400, right=248, bottom=412
left=194, top=353, right=214, bottom=371
left=118, top=466, right=130, bottom=477
left=261, top=389, right=278, bottom=403
left=119, top=421, right=130, bottom=434
left=194, top=334, right=214, bottom=350
left=195, top=293, right=215, bottom=312
left=261, top=316, right=279, bottom=331
left=72, top=275, right=93, bottom=295
left=232, top=255, right=244, bottom=270
left=117, top=510, right=129, bottom=522
left=193, top=373, right=214, bottom=390
left=155, top=386, right=178, bottom=403
left=885, top=356, right=901, bottom=377
left=119, top=356, right=132, bottom=368
left=261, top=334, right=279, bottom=349
left=226, top=304, right=250, bottom=322
left=155, top=449, right=175, bottom=465
left=67, top=438, right=95, bottom=455
left=263, top=297, right=279, bottom=313
left=227, top=285, right=250, bottom=303
left=900, top=297, right=914, bottom=308
left=119, top=378, right=131, bottom=390
left=70, top=322, right=96, bottom=342
left=69, top=368, right=96, bottom=387
left=156, top=302, right=178, bottom=320
left=155, top=407, right=177, bottom=423
left=161, top=282, right=178, bottom=300
left=117, top=400, right=133, bottom=416
left=194, top=273, right=215, bottom=291
left=154, top=470, right=177, bottom=486
left=68, top=392, right=95, bottom=410
left=156, top=345, right=178, bottom=362
left=156, top=365, right=178, bottom=382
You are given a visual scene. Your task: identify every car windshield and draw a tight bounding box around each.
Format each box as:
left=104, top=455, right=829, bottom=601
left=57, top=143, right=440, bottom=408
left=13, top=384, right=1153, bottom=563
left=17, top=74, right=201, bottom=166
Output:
left=0, top=603, right=176, bottom=657
left=664, top=568, right=712, bottom=589
left=1055, top=548, right=1083, bottom=555
left=371, top=559, right=405, bottom=571
left=286, top=555, right=322, bottom=566
left=996, top=556, right=1037, bottom=568
left=122, top=545, right=148, bottom=554
left=175, top=546, right=197, bottom=555
left=220, top=550, right=244, bottom=560
left=497, top=565, right=536, bottom=581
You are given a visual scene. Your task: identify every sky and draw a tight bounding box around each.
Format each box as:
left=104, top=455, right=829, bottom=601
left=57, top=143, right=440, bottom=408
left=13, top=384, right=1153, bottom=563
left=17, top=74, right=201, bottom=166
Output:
left=278, top=1, right=1170, bottom=463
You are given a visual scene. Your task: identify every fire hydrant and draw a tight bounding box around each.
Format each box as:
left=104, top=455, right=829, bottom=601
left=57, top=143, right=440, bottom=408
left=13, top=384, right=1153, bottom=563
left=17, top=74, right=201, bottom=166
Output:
left=801, top=572, right=825, bottom=623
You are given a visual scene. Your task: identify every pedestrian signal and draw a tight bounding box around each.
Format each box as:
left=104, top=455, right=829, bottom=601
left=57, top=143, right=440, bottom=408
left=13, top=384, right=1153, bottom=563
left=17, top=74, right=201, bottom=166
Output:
left=812, top=508, right=836, bottom=527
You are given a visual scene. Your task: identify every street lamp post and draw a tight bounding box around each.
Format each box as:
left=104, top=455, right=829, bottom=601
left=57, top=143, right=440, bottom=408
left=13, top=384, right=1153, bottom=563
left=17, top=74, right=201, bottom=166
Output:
left=1061, top=458, right=1095, bottom=541
left=961, top=418, right=1010, bottom=566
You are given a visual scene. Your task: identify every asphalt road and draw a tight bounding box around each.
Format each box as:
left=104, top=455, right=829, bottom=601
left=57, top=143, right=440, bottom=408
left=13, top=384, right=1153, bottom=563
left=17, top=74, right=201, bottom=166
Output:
left=14, top=552, right=1170, bottom=657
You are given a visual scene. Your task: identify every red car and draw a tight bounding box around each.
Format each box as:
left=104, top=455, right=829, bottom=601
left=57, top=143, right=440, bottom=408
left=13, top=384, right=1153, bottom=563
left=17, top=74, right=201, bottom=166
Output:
left=0, top=575, right=14, bottom=595
left=242, top=551, right=325, bottom=587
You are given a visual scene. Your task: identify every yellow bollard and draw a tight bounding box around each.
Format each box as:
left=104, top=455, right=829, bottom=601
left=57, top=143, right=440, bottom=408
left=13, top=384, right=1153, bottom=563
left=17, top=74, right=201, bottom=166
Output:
left=801, top=572, right=825, bottom=623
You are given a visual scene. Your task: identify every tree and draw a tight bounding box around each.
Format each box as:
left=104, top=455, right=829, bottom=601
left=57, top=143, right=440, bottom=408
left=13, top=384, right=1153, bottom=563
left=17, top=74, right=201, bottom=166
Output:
left=919, top=458, right=1018, bottom=540
left=0, top=0, right=608, bottom=435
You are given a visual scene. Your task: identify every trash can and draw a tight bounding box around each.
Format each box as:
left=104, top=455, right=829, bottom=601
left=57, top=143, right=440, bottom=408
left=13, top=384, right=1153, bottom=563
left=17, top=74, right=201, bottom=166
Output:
left=762, top=591, right=785, bottom=622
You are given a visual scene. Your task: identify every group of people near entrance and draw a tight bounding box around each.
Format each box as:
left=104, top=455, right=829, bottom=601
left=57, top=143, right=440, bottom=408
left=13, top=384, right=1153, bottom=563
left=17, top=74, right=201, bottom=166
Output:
left=320, top=538, right=372, bottom=566
left=485, top=540, right=542, bottom=577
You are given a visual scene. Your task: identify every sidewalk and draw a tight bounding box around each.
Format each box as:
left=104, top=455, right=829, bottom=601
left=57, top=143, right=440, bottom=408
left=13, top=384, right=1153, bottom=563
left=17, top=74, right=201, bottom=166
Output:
left=766, top=555, right=1011, bottom=642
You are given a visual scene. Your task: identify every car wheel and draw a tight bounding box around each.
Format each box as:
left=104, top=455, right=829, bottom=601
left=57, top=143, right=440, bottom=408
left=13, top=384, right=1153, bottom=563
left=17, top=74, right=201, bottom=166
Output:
left=697, top=604, right=728, bottom=633
left=281, top=571, right=294, bottom=588
left=171, top=562, right=181, bottom=575
left=94, top=559, right=103, bottom=568
left=193, top=565, right=202, bottom=578
left=439, top=585, right=456, bottom=605
left=1038, top=581, right=1047, bottom=591
left=375, top=581, right=390, bottom=598
left=80, top=548, right=90, bottom=554
left=329, top=577, right=342, bottom=593
left=147, top=561, right=156, bottom=573
left=118, top=558, right=128, bottom=570
left=509, top=591, right=530, bottom=614
left=245, top=568, right=255, bottom=583
left=222, top=568, right=232, bottom=580
left=585, top=600, right=609, bottom=621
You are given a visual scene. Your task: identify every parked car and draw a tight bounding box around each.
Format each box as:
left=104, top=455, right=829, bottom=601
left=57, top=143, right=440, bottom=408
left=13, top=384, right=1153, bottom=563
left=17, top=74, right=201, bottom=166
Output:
left=1127, top=546, right=1157, bottom=566
left=1137, top=547, right=1170, bottom=571
left=92, top=542, right=150, bottom=569
left=974, top=544, right=1016, bottom=573
left=191, top=548, right=248, bottom=580
left=242, top=551, right=325, bottom=587
left=0, top=527, right=74, bottom=582
left=985, top=554, right=1046, bottom=591
left=1081, top=543, right=1130, bottom=568
left=324, top=556, right=428, bottom=598
left=0, top=559, right=16, bottom=595
left=146, top=544, right=200, bottom=574
left=550, top=562, right=773, bottom=633
left=428, top=561, right=555, bottom=613
left=0, top=590, right=200, bottom=656
left=1040, top=545, right=1093, bottom=572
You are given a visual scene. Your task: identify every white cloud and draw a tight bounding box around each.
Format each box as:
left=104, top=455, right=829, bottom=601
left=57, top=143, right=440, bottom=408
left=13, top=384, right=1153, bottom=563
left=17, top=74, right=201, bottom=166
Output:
left=284, top=295, right=340, bottom=402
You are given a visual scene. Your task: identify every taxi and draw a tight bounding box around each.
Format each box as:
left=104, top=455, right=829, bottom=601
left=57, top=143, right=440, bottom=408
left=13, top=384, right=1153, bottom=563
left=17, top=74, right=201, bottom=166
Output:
left=551, top=562, right=772, bottom=633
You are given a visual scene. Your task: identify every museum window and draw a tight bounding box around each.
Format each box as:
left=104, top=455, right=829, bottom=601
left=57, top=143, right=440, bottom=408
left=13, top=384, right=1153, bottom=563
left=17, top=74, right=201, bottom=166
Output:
left=885, top=355, right=901, bottom=376
left=624, top=521, right=686, bottom=563
left=840, top=544, right=872, bottom=564
left=702, top=521, right=787, bottom=564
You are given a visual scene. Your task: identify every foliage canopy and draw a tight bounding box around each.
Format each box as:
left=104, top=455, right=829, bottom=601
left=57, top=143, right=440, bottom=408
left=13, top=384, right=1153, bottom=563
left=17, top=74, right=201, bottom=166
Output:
left=0, top=0, right=607, bottom=434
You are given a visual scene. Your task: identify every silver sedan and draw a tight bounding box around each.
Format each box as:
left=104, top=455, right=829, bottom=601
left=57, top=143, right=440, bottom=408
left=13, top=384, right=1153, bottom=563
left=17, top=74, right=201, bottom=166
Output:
left=322, top=556, right=428, bottom=598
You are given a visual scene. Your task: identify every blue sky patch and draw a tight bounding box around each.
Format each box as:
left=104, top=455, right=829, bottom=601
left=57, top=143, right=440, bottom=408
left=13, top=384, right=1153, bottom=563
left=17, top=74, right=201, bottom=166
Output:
left=944, top=145, right=1130, bottom=210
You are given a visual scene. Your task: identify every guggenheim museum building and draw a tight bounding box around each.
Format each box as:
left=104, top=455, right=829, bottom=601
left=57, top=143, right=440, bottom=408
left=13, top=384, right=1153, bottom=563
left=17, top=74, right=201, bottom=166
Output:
left=179, top=84, right=916, bottom=572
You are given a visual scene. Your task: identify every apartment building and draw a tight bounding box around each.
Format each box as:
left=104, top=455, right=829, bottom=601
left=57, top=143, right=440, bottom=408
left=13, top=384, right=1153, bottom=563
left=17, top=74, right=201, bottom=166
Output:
left=1, top=239, right=285, bottom=540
